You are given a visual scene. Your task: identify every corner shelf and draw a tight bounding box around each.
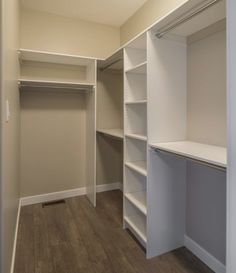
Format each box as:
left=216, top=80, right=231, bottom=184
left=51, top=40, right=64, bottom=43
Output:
left=18, top=79, right=94, bottom=91
left=125, top=161, right=147, bottom=177
left=125, top=191, right=147, bottom=215
left=125, top=61, right=147, bottom=74
left=97, top=128, right=124, bottom=140
left=125, top=133, right=147, bottom=141
left=124, top=215, right=147, bottom=246
left=150, top=141, right=227, bottom=168
left=125, top=100, right=147, bottom=105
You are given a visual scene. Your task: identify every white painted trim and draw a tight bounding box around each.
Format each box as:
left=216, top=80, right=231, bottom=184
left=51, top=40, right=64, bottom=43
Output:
left=96, top=182, right=122, bottom=193
left=184, top=235, right=226, bottom=273
left=20, top=182, right=122, bottom=206
left=10, top=199, right=21, bottom=273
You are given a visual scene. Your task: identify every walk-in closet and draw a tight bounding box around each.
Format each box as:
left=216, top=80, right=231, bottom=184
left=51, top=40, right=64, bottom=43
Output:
left=1, top=0, right=235, bottom=273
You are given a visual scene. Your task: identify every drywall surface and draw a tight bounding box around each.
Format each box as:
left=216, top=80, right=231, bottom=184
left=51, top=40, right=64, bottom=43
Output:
left=20, top=90, right=87, bottom=197
left=0, top=0, right=20, bottom=272
left=96, top=71, right=123, bottom=185
left=20, top=7, right=120, bottom=59
left=120, top=0, right=186, bottom=45
left=186, top=162, right=226, bottom=264
left=187, top=29, right=226, bottom=147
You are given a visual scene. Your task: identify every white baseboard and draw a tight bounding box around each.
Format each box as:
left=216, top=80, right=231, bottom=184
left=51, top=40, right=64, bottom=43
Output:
left=10, top=199, right=21, bottom=273
left=21, top=182, right=122, bottom=206
left=184, top=235, right=226, bottom=273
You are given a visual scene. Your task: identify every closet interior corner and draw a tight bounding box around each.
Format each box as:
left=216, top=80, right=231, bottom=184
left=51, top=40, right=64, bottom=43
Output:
left=15, top=0, right=229, bottom=272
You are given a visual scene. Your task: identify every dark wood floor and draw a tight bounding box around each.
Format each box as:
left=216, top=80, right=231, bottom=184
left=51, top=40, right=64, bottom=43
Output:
left=14, top=190, right=214, bottom=273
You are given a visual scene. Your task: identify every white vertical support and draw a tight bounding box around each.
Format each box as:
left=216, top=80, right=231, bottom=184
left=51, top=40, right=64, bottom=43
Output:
left=86, top=60, right=97, bottom=206
left=227, top=0, right=236, bottom=272
left=146, top=30, right=187, bottom=258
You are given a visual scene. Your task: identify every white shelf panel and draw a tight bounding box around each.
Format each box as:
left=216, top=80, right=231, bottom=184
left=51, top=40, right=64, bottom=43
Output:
left=97, top=128, right=123, bottom=140
left=125, top=161, right=147, bottom=177
left=18, top=79, right=94, bottom=91
left=124, top=215, right=147, bottom=246
left=125, top=100, right=147, bottom=105
left=125, top=191, right=147, bottom=215
left=125, top=61, right=147, bottom=74
left=150, top=141, right=226, bottom=168
left=19, top=49, right=96, bottom=66
left=125, top=133, right=147, bottom=141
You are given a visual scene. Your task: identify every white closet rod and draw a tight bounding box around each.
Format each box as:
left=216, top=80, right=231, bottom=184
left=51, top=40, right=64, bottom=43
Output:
left=152, top=147, right=226, bottom=172
left=155, top=0, right=222, bottom=38
left=100, top=58, right=122, bottom=71
left=19, top=84, right=94, bottom=91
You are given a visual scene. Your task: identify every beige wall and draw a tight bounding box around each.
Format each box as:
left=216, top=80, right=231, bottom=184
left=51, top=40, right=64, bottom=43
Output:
left=96, top=71, right=123, bottom=185
left=120, top=0, right=186, bottom=45
left=187, top=27, right=226, bottom=146
left=20, top=90, right=87, bottom=197
left=20, top=7, right=120, bottom=59
left=0, top=0, right=20, bottom=272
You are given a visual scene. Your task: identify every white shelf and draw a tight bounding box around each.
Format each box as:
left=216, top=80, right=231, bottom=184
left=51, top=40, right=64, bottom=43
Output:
left=125, top=191, right=147, bottom=215
left=125, top=161, right=147, bottom=176
left=18, top=79, right=94, bottom=91
left=19, top=48, right=96, bottom=66
left=125, top=100, right=147, bottom=105
left=97, top=128, right=123, bottom=140
left=125, top=133, right=147, bottom=141
left=124, top=215, right=147, bottom=246
left=125, top=61, right=147, bottom=74
left=150, top=141, right=227, bottom=168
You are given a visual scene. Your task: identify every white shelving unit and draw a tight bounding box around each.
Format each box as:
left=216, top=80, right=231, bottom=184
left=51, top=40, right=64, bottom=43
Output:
left=18, top=49, right=97, bottom=206
left=150, top=141, right=226, bottom=168
left=124, top=33, right=148, bottom=248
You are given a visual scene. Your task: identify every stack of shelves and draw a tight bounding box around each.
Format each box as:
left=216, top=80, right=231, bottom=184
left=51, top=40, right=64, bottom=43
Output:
left=123, top=33, right=147, bottom=247
left=18, top=49, right=96, bottom=91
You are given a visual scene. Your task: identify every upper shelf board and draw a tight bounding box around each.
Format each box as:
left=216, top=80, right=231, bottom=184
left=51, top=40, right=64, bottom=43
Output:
left=151, top=0, right=225, bottom=38
left=19, top=49, right=97, bottom=66
left=125, top=61, right=147, bottom=74
left=18, top=79, right=94, bottom=91
left=97, top=128, right=124, bottom=140
left=150, top=141, right=226, bottom=168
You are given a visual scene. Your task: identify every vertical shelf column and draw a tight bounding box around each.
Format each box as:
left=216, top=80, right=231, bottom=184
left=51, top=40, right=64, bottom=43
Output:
left=123, top=33, right=148, bottom=247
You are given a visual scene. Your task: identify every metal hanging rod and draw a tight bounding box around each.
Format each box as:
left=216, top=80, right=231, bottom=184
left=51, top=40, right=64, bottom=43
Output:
left=152, top=147, right=226, bottom=172
left=100, top=58, right=123, bottom=71
left=19, top=84, right=94, bottom=91
left=155, top=0, right=223, bottom=38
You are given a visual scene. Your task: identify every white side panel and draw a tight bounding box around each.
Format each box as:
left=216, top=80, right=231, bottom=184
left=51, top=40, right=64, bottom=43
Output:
left=147, top=148, right=186, bottom=258
left=227, top=0, right=236, bottom=272
left=86, top=60, right=96, bottom=206
left=147, top=31, right=187, bottom=143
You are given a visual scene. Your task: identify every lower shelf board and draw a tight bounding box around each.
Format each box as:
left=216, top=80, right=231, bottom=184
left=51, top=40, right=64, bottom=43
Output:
left=125, top=161, right=147, bottom=176
left=97, top=128, right=124, bottom=140
left=125, top=191, right=147, bottom=215
left=124, top=215, right=147, bottom=246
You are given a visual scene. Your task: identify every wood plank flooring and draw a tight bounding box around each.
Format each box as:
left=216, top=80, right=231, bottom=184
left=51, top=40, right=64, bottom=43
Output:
left=14, top=190, right=214, bottom=273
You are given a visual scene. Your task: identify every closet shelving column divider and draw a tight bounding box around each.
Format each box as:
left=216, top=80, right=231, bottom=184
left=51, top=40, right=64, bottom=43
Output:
left=123, top=33, right=148, bottom=248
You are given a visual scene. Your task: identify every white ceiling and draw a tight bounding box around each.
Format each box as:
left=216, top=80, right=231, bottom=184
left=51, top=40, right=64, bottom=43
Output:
left=21, top=0, right=148, bottom=27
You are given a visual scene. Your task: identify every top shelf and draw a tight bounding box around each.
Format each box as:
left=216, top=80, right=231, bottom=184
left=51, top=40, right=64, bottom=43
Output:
left=19, top=49, right=96, bottom=66
left=150, top=141, right=226, bottom=168
left=125, top=61, right=147, bottom=74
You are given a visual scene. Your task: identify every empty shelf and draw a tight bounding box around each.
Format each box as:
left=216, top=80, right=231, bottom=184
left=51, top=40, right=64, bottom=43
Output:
left=19, top=49, right=96, bottom=66
left=124, top=215, right=147, bottom=246
left=125, top=61, right=147, bottom=74
left=125, top=161, right=147, bottom=176
left=125, top=100, right=147, bottom=105
left=18, top=79, right=94, bottom=91
left=150, top=141, right=226, bottom=168
left=125, top=133, right=147, bottom=141
left=97, top=129, right=123, bottom=140
left=125, top=191, right=147, bottom=215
